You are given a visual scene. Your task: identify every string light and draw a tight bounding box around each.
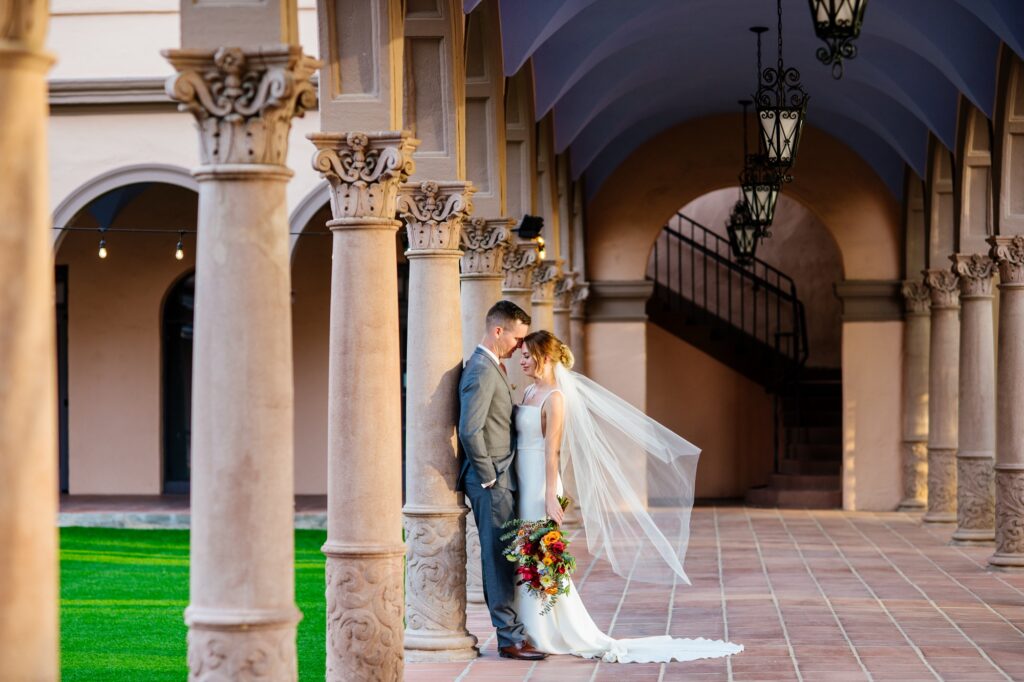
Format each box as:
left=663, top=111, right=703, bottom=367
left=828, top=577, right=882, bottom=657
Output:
left=98, top=238, right=108, bottom=259
left=537, top=236, right=547, bottom=260
left=175, top=231, right=185, bottom=261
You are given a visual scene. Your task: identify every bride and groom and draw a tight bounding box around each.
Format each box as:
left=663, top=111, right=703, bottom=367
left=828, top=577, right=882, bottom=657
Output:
left=458, top=300, right=744, bottom=663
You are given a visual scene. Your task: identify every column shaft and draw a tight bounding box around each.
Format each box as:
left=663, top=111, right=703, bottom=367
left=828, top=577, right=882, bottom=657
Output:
left=899, top=281, right=930, bottom=510
left=400, top=180, right=478, bottom=661
left=164, top=46, right=317, bottom=679
left=952, top=255, right=997, bottom=543
left=0, top=11, right=58, bottom=679
left=923, top=268, right=960, bottom=523
left=989, top=236, right=1024, bottom=568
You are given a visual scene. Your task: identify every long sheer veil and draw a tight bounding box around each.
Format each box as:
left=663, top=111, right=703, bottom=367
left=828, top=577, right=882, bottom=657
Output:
left=554, top=363, right=700, bottom=585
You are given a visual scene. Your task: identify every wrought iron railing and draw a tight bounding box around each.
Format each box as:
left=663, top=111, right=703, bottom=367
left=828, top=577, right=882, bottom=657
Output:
left=648, top=211, right=809, bottom=369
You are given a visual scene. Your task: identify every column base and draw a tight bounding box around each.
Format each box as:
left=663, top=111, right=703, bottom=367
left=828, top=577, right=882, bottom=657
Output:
left=922, top=511, right=957, bottom=524
left=988, top=552, right=1024, bottom=570
left=897, top=499, right=926, bottom=511
left=950, top=528, right=995, bottom=544
left=404, top=632, right=479, bottom=662
left=185, top=606, right=301, bottom=681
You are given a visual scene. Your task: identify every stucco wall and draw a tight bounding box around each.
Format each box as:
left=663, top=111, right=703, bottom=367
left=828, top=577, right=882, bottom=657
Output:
left=646, top=324, right=774, bottom=499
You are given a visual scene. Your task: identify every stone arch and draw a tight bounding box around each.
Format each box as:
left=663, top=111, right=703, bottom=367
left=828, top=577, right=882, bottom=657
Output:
left=52, top=164, right=197, bottom=252
left=287, top=180, right=330, bottom=263
left=993, top=44, right=1024, bottom=235
left=586, top=115, right=901, bottom=284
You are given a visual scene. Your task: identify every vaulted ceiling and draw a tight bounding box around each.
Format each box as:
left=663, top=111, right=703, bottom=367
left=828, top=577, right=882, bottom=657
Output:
left=464, top=0, right=1024, bottom=200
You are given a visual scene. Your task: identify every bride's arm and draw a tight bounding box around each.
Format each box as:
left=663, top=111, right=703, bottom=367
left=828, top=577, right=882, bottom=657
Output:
left=543, top=392, right=566, bottom=524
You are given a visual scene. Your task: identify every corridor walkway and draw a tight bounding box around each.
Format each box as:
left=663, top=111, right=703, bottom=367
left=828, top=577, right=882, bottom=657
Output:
left=408, top=507, right=1024, bottom=682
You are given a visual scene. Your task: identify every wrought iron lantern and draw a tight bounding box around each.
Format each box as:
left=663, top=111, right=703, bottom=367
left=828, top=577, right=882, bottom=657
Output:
left=738, top=99, right=781, bottom=231
left=752, top=6, right=809, bottom=171
left=809, top=0, right=868, bottom=79
left=726, top=199, right=760, bottom=266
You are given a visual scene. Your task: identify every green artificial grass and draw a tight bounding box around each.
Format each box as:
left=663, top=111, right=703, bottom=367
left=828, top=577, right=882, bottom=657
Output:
left=60, top=527, right=328, bottom=681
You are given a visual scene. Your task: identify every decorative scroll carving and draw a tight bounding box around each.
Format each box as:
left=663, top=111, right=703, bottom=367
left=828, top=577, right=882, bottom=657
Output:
left=994, top=470, right=1024, bottom=558
left=502, top=240, right=541, bottom=290
left=570, top=280, right=590, bottom=318
left=554, top=271, right=578, bottom=311
left=989, top=235, right=1024, bottom=285
left=531, top=259, right=563, bottom=304
left=324, top=554, right=404, bottom=681
left=464, top=509, right=484, bottom=603
left=901, top=440, right=928, bottom=507
left=164, top=46, right=319, bottom=166
left=926, top=448, right=957, bottom=520
left=309, top=131, right=417, bottom=220
left=398, top=181, right=474, bottom=252
left=956, top=456, right=995, bottom=533
left=188, top=624, right=297, bottom=681
left=404, top=512, right=470, bottom=635
left=951, top=253, right=996, bottom=298
left=460, top=217, right=512, bottom=276
left=922, top=269, right=960, bottom=309
left=1, top=0, right=46, bottom=48
left=900, top=280, right=931, bottom=315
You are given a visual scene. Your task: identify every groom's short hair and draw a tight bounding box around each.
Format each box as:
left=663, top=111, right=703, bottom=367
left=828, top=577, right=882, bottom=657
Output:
left=486, top=300, right=531, bottom=328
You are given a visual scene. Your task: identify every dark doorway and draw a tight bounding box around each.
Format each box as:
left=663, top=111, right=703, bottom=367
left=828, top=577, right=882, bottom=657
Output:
left=56, top=266, right=69, bottom=493
left=162, top=271, right=194, bottom=494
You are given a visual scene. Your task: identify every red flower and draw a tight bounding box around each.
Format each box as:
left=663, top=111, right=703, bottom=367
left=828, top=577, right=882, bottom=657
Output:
left=557, top=566, right=566, bottom=574
left=550, top=541, right=565, bottom=553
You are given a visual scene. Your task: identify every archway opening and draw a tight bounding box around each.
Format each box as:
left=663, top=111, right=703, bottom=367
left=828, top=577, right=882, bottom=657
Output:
left=162, top=271, right=194, bottom=494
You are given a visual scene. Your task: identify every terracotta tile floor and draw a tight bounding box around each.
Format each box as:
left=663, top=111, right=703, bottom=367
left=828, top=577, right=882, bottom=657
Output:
left=407, top=508, right=1024, bottom=682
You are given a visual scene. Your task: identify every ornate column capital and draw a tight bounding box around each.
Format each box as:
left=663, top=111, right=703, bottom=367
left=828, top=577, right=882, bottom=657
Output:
left=570, top=280, right=591, bottom=319
left=460, top=217, right=512, bottom=277
left=531, top=259, right=564, bottom=304
left=2, top=1, right=52, bottom=65
left=923, top=268, right=960, bottom=309
left=163, top=46, right=320, bottom=166
left=988, top=235, right=1024, bottom=286
left=901, top=280, right=931, bottom=315
left=554, top=271, right=578, bottom=311
left=502, top=239, right=541, bottom=291
left=309, top=131, right=417, bottom=223
left=398, top=180, right=475, bottom=255
left=951, top=253, right=996, bottom=298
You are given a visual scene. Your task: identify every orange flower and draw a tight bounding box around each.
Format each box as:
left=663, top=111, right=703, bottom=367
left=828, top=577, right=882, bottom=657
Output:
left=541, top=530, right=561, bottom=545
left=542, top=555, right=554, bottom=565
left=545, top=587, right=558, bottom=595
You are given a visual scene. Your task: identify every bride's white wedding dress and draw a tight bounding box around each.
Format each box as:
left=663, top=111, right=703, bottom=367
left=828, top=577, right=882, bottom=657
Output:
left=513, top=389, right=743, bottom=663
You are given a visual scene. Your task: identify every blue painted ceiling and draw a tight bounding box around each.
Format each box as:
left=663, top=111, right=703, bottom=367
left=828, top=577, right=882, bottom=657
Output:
left=465, top=0, right=1024, bottom=200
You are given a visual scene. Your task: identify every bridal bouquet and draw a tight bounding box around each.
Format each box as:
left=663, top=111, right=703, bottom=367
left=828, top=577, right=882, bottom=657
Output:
left=501, top=496, right=577, bottom=615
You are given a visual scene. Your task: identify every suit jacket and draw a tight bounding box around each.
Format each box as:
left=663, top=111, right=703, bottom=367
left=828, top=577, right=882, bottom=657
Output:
left=457, top=347, right=517, bottom=492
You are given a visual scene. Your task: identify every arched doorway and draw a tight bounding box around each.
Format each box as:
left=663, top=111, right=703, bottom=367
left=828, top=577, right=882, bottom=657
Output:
left=162, top=271, right=195, bottom=494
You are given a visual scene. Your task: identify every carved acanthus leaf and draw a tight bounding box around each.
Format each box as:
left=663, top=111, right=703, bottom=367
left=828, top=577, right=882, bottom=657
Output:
left=502, top=240, right=541, bottom=290
left=988, top=235, right=1024, bottom=285
left=900, top=280, right=930, bottom=315
left=310, top=131, right=417, bottom=220
left=922, top=269, right=960, bottom=309
left=460, top=217, right=512, bottom=276
left=398, top=181, right=475, bottom=252
left=951, top=253, right=996, bottom=297
left=531, top=259, right=563, bottom=303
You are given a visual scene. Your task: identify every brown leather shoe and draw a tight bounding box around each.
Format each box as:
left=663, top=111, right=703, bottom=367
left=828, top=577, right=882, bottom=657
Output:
left=498, top=640, right=549, bottom=660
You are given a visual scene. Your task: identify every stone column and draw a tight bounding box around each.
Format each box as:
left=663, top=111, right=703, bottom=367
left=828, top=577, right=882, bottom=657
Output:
left=458, top=216, right=511, bottom=605
left=923, top=268, right=961, bottom=523
left=399, top=180, right=479, bottom=661
left=554, top=272, right=576, bottom=345
left=163, top=47, right=317, bottom=679
left=503, top=239, right=541, bottom=400
left=570, top=281, right=590, bottom=375
left=989, top=236, right=1024, bottom=567
left=950, top=255, right=997, bottom=543
left=308, top=131, right=416, bottom=679
left=0, top=5, right=58, bottom=679
left=899, top=281, right=930, bottom=510
left=531, top=259, right=563, bottom=333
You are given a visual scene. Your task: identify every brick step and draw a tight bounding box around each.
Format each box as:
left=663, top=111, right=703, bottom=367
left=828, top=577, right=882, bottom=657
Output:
left=744, top=486, right=842, bottom=509
left=778, top=459, right=840, bottom=475
left=769, top=473, right=840, bottom=490
left=788, top=442, right=843, bottom=460
left=785, top=426, right=842, bottom=445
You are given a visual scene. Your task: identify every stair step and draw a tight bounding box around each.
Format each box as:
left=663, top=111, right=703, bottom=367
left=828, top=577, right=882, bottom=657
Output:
left=778, top=459, right=840, bottom=475
left=788, top=443, right=843, bottom=460
left=769, top=473, right=840, bottom=490
left=745, top=486, right=842, bottom=509
left=785, top=426, right=842, bottom=444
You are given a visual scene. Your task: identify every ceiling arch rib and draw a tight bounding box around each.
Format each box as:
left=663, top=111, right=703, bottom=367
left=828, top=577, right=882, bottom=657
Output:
left=496, top=0, right=598, bottom=77
left=952, top=0, right=1024, bottom=60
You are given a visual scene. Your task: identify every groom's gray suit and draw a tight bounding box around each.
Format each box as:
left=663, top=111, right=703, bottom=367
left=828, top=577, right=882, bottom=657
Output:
left=458, top=346, right=526, bottom=649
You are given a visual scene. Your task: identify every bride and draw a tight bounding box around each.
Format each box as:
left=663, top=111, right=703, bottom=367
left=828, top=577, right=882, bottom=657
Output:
left=513, top=330, right=743, bottom=663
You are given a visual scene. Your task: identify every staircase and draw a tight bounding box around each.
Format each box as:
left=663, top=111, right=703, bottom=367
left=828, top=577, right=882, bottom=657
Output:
left=647, top=213, right=842, bottom=508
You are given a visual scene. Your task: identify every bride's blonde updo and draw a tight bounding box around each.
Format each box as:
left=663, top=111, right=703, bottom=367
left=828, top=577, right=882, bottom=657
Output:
left=523, top=330, right=574, bottom=370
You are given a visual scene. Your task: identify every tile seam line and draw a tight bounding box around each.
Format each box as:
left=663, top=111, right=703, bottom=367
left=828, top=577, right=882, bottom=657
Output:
left=744, top=506, right=804, bottom=682
left=588, top=548, right=642, bottom=682
left=774, top=508, right=873, bottom=681
left=839, top=513, right=1013, bottom=680
left=714, top=506, right=734, bottom=682
left=804, top=510, right=942, bottom=681
left=912, top=515, right=1024, bottom=600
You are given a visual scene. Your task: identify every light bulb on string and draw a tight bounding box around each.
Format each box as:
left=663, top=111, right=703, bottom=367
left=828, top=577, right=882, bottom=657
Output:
left=537, top=236, right=546, bottom=260
left=98, top=238, right=108, bottom=259
left=175, top=232, right=185, bottom=260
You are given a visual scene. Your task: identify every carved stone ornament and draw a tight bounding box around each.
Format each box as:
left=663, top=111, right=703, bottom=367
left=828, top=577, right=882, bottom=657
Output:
left=554, top=271, right=578, bottom=310
left=900, top=280, right=931, bottom=315
left=901, top=440, right=928, bottom=507
left=503, top=239, right=541, bottom=290
left=187, top=624, right=297, bottom=681
left=1, top=0, right=47, bottom=49
left=460, top=217, right=512, bottom=276
left=398, top=180, right=475, bottom=253
left=955, top=456, right=995, bottom=536
left=926, top=448, right=957, bottom=519
left=570, top=280, right=591, bottom=317
left=951, top=253, right=996, bottom=298
left=989, top=234, right=1024, bottom=285
left=922, top=269, right=960, bottom=309
left=464, top=510, right=484, bottom=603
left=531, top=259, right=563, bottom=304
left=163, top=46, right=320, bottom=166
left=994, top=470, right=1024, bottom=560
left=309, top=131, right=417, bottom=221
left=324, top=554, right=404, bottom=681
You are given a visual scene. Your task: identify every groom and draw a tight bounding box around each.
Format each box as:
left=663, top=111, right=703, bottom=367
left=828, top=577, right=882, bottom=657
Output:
left=457, top=300, right=547, bottom=661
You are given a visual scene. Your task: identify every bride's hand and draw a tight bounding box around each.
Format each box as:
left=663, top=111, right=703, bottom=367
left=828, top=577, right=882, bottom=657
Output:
left=546, top=495, right=565, bottom=525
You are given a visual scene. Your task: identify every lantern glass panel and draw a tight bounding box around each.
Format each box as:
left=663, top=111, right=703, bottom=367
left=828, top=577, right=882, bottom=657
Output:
left=759, top=108, right=803, bottom=164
